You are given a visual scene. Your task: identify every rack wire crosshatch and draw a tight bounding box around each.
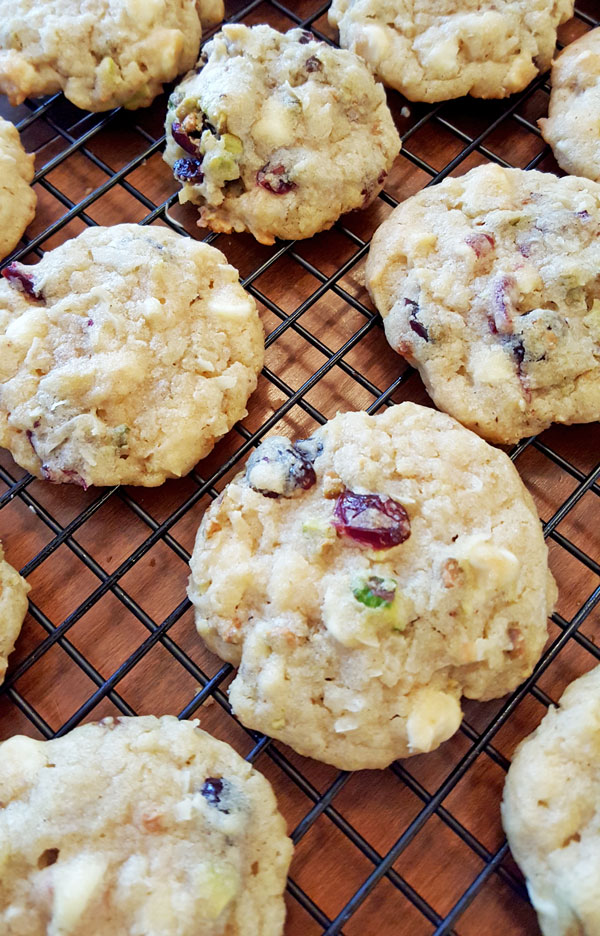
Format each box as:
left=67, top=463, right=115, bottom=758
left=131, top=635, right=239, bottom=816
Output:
left=0, top=1, right=599, bottom=933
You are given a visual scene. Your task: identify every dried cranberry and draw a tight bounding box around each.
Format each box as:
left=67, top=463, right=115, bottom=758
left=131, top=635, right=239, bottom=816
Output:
left=2, top=262, right=41, bottom=299
left=489, top=274, right=518, bottom=335
left=298, top=30, right=313, bottom=44
left=333, top=491, right=411, bottom=549
left=576, top=209, right=590, bottom=221
left=41, top=465, right=88, bottom=490
left=465, top=232, right=495, bottom=259
left=305, top=55, right=322, bottom=72
left=26, top=429, right=36, bottom=453
left=405, top=298, right=429, bottom=341
left=201, top=777, right=231, bottom=813
left=173, top=158, right=204, bottom=183
left=246, top=436, right=317, bottom=497
left=171, top=120, right=200, bottom=156
left=201, top=777, right=223, bottom=806
left=257, top=164, right=296, bottom=195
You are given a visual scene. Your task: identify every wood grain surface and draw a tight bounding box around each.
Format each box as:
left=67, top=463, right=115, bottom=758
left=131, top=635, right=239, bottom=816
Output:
left=1, top=2, right=599, bottom=934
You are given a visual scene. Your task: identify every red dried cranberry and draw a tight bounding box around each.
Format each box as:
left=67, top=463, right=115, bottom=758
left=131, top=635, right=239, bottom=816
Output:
left=246, top=437, right=317, bottom=497
left=489, top=274, right=518, bottom=335
left=298, top=30, right=313, bottom=44
left=41, top=465, right=88, bottom=490
left=305, top=55, right=322, bottom=72
left=171, top=120, right=200, bottom=155
left=2, top=262, right=41, bottom=299
left=173, top=158, right=204, bottom=183
left=257, top=164, right=296, bottom=195
left=465, top=232, right=495, bottom=259
left=405, top=298, right=429, bottom=341
left=333, top=491, right=411, bottom=549
left=201, top=777, right=230, bottom=813
left=201, top=777, right=223, bottom=805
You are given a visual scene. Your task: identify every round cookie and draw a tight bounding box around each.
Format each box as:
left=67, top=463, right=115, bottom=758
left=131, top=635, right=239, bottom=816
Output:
left=188, top=402, right=556, bottom=771
left=0, top=0, right=203, bottom=111
left=164, top=23, right=401, bottom=245
left=0, top=223, right=264, bottom=487
left=328, top=0, right=574, bottom=103
left=502, top=666, right=600, bottom=936
left=0, top=542, right=29, bottom=686
left=0, top=715, right=293, bottom=935
left=539, top=27, right=600, bottom=183
left=0, top=117, right=36, bottom=261
left=366, top=164, right=600, bottom=445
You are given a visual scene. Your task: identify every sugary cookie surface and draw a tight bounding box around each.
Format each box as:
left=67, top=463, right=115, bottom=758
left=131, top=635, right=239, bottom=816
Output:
left=329, top=0, right=574, bottom=102
left=539, top=27, right=600, bottom=183
left=502, top=666, right=600, bottom=936
left=0, top=0, right=202, bottom=110
left=0, top=716, right=293, bottom=936
left=188, top=403, right=555, bottom=770
left=0, top=223, right=264, bottom=487
left=164, top=23, right=401, bottom=244
left=0, top=542, right=29, bottom=686
left=0, top=116, right=36, bottom=262
left=366, top=164, right=600, bottom=444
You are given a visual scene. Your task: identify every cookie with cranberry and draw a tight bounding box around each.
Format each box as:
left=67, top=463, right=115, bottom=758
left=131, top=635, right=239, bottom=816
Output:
left=188, top=402, right=555, bottom=770
left=539, top=27, right=600, bottom=183
left=0, top=541, right=29, bottom=686
left=164, top=23, right=400, bottom=245
left=329, top=0, right=573, bottom=102
left=0, top=0, right=203, bottom=111
left=0, top=224, right=264, bottom=487
left=0, top=715, right=292, bottom=935
left=502, top=666, right=600, bottom=936
left=366, top=165, right=600, bottom=444
left=0, top=117, right=36, bottom=261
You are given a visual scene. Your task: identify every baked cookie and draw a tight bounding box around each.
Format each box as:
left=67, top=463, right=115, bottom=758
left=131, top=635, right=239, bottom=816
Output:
left=198, top=0, right=224, bottom=29
left=366, top=164, right=600, bottom=444
left=0, top=715, right=293, bottom=935
left=188, top=403, right=556, bottom=770
left=0, top=0, right=203, bottom=111
left=328, top=0, right=574, bottom=102
left=539, top=27, right=600, bottom=183
left=0, top=118, right=36, bottom=262
left=0, top=223, right=264, bottom=487
left=0, top=542, right=29, bottom=686
left=502, top=666, right=600, bottom=936
left=164, top=23, right=401, bottom=245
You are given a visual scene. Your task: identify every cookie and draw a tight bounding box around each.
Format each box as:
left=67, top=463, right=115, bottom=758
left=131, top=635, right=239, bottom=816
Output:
left=0, top=0, right=203, bottom=111
left=188, top=402, right=556, bottom=770
left=502, top=666, right=600, bottom=936
left=198, top=0, right=224, bottom=29
left=0, top=223, right=264, bottom=487
left=164, top=23, right=401, bottom=245
left=0, top=117, right=36, bottom=261
left=0, top=542, right=29, bottom=686
left=366, top=164, right=600, bottom=444
left=539, top=27, right=600, bottom=183
left=329, top=0, right=574, bottom=102
left=0, top=715, right=293, bottom=935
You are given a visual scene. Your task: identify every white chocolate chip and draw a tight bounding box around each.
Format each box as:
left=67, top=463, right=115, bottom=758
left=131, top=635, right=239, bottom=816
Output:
left=50, top=854, right=107, bottom=935
left=406, top=690, right=462, bottom=753
left=352, top=24, right=390, bottom=66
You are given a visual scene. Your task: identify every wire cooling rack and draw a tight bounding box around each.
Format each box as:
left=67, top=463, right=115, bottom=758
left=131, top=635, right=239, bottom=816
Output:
left=1, top=2, right=599, bottom=933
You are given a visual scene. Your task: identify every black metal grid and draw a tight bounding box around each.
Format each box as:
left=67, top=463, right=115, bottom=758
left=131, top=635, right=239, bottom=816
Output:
left=0, top=1, right=599, bottom=933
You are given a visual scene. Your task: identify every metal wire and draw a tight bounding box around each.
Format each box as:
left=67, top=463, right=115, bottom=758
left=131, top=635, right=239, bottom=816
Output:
left=0, top=2, right=599, bottom=933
